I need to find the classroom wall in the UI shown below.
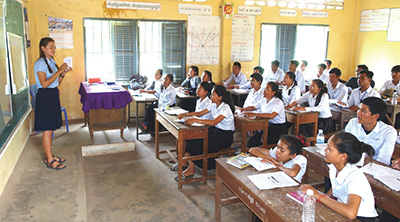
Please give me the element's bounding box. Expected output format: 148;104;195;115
26;0;358;120
354;0;400;90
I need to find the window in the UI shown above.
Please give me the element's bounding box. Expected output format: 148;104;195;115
260;24;329;78
84;19;186;85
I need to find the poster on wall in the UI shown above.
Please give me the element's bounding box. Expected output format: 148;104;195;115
360;9;390;32
387;8;400;41
223;3;234;19
48;17;73;49
231;15;255;62
187;15;220;65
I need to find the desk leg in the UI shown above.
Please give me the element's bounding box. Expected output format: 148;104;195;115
241;125;247;153
178;131;183;189
215;172;222;222
294;117;300;136
262;122;268;148
155;113;160;159
136;101;139;140
202;130;209;185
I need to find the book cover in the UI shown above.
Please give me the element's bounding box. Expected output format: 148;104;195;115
286;190;306;205
227;153;249;169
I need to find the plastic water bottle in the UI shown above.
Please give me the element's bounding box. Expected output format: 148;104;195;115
159;97;165;112
316;129;324;144
302;189;315;222
392;90;398;105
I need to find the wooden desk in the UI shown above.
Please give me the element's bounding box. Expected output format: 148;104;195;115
303;147;400;218
215;158;350;222
176;90;198;112
234;115;270;153
227;89;249;108
285;110;319;144
130;90;158;140
386;103;400;127
155;108;210;188
330;105;357;130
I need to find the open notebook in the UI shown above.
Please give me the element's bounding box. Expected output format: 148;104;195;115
248;171;298;190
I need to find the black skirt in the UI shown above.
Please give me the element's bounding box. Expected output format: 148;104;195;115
34;87;62;131
299;117;335;138
247;122;288;147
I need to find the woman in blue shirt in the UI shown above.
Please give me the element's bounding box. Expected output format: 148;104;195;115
34;37;72;170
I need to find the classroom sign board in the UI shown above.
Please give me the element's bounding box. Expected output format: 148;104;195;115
360;8;390;32
187;15;220;65
231;15;255;62
387;8;400;42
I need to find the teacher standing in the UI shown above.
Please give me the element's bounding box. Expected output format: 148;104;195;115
34;37;72;170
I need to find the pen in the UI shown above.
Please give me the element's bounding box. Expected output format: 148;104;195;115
179;113;187;119
271;176;279;183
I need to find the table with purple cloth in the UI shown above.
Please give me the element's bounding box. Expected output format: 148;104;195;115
78;82;132;139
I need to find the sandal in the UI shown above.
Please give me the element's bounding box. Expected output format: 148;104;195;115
46;159;66;170
174;172;194;181
169;163;188;171
44;155;65;165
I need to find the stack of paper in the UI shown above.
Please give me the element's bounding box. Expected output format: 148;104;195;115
362;163;400;191
164;108;189;116
244;157;276;171
247;171;298;190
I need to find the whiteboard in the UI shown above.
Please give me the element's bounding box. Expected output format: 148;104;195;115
387;8;400;41
187;15;220;65
360;9;390;32
231;15;255;61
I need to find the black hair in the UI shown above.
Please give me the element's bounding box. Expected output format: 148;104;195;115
189;66;199;75
324;59;332;65
279;135;304;155
271;60;280;67
357;64;369;71
200;81;212;97
391;65;400;73
253;66;264;74
301;60;308;66
203;70;212;81
318;63;326;70
267;82;283;101
157;69;163;76
312;79;328;106
213;85;235;114
290;60;299;67
329;68;341;77
360;70;374;80
39;37;59;73
285;72;297;95
233;62;241;70
331;132;375;164
250;73;263;84
165;73;173;82
360;97;387;121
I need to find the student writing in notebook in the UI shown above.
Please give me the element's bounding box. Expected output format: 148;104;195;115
301;132;378;221
249;135;307;183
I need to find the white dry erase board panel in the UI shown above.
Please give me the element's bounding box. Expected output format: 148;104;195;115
360;8;390;32
231;15;255;62
7;32;27;93
187;15;220;65
387;8;400;42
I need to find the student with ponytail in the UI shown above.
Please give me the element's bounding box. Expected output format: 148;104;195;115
286;79;334;137
301;132;378;221
34;37;72;170
173;85;235;181
282;71;301;105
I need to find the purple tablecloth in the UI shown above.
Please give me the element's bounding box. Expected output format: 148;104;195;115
78;82;132;113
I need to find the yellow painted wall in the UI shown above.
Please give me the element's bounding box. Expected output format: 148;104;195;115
354;0;400;89
26;0;358;120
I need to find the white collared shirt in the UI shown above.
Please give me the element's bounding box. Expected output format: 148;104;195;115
328;163;378;218
261;68;285;88
270;147;307;183
254;97;286;124
153;78;164;98
328;81;348;103
295;70;306;93
380;80;400;95
223;72;247;87
347;86;381;107
295;92;332;118
207;102;235;131
345;119;396;165
196;97;212;120
243;88;264;108
282;84;301;105
159;84;176;106
318;73;329;85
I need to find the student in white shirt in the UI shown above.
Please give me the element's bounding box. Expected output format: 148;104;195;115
345;64;376;91
282;71;301;105
323;59;332;75
344;97;396;166
380;65;400;97
301;132;378;221
328;68;348;103
240;73;264;109
339;70;380;111
141;74;176;132
237;66;264;89
174;85;235;180
201;70;215;89
181;65;201;95
317;63;329;85
223;62;247;89
300;60;310;82
139;69;163;98
262;60;284;88
242;82;288;146
289;60;306;93
249;135;307;183
286;79;334;137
